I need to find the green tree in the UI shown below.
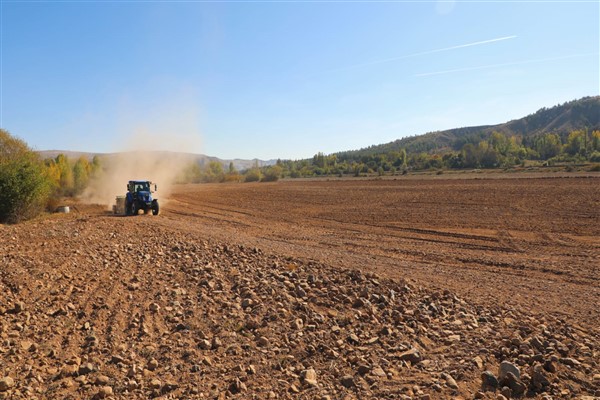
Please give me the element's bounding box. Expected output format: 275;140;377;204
462;143;478;168
244;167;262;182
564;130;586;156
55;154;74;195
73;156;91;195
313;152;327;168
91;155;102;178
591;130;600;152
478;141;499;168
262;165;282;182
535;133;562;159
0;129;51;223
228;162;237;174
201;161;225;183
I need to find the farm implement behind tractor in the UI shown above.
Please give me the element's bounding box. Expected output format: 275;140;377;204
113;180;159;216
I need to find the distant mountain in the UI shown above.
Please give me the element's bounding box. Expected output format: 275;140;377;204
336;96;600;158
37;150;276;171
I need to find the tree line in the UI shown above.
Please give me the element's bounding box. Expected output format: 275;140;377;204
262;130;600;179
178;160;283;184
1;129;102;223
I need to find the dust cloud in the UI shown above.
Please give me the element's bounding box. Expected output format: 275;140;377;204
81;129;200;210
79;86;204;209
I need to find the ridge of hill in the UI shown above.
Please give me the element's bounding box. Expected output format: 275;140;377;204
37;150;276;171
336;96;600;158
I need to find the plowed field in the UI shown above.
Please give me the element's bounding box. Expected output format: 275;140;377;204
1;175;599;399
167;176;600;327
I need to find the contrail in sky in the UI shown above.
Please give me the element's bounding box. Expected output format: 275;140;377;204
329;35;517;72
415;52;598;77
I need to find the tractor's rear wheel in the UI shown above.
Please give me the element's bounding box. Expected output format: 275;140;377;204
131;202;138;216
125;201;131;216
152;200;160;216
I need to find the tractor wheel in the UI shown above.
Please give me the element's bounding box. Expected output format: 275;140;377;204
152;200;160;216
125;201;131;216
131;202;138;216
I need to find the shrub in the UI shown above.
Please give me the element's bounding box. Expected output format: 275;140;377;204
244;168;262;182
224;173;242;182
0;129;52;223
589;151;600;162
262;165;282;182
588;164;600;172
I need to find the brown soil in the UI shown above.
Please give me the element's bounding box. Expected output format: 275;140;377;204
1;174;598;399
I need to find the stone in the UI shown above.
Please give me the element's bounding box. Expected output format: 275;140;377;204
399;348;422;364
498;360;520;381
353;298;366;308
60;364;78;378
20;340;34;351
0;377;14;392
162;381;179;393
95;375;110;385
348;334;360;344
340;375;354;388
371;366;386;377
292;319;304;330
147;358;159;371
357;365;370;375
229;378;246;394
505;372;526;397
13;302;25;314
473;356;484;369
150;379;162;389
445;374;459;390
302;368;318;387
110;355;125;364
78;363;95;375
127;380;139;390
543;360;557;373
257;336;269;347
481;371;498;391
199;339;212;350
531;366;550;392
560;357;581;367
447;334;461;342
96;386;113;398
530;336;544;351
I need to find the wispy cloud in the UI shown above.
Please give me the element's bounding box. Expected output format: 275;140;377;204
415;52;598;77
328;35;517;72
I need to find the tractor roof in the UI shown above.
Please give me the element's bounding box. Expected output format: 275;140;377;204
129;180;151;184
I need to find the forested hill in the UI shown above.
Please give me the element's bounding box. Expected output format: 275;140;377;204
337;96;600;158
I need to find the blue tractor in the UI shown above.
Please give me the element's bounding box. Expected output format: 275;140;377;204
125;180;160;216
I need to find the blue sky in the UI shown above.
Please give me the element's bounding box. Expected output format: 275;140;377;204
1;0;598;160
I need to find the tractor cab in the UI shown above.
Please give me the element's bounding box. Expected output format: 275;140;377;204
128;181;156;194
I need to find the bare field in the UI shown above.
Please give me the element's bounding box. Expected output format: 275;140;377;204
166;176;600;327
1;174;599;399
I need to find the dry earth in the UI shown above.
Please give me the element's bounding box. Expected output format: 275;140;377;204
1;174;599;399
